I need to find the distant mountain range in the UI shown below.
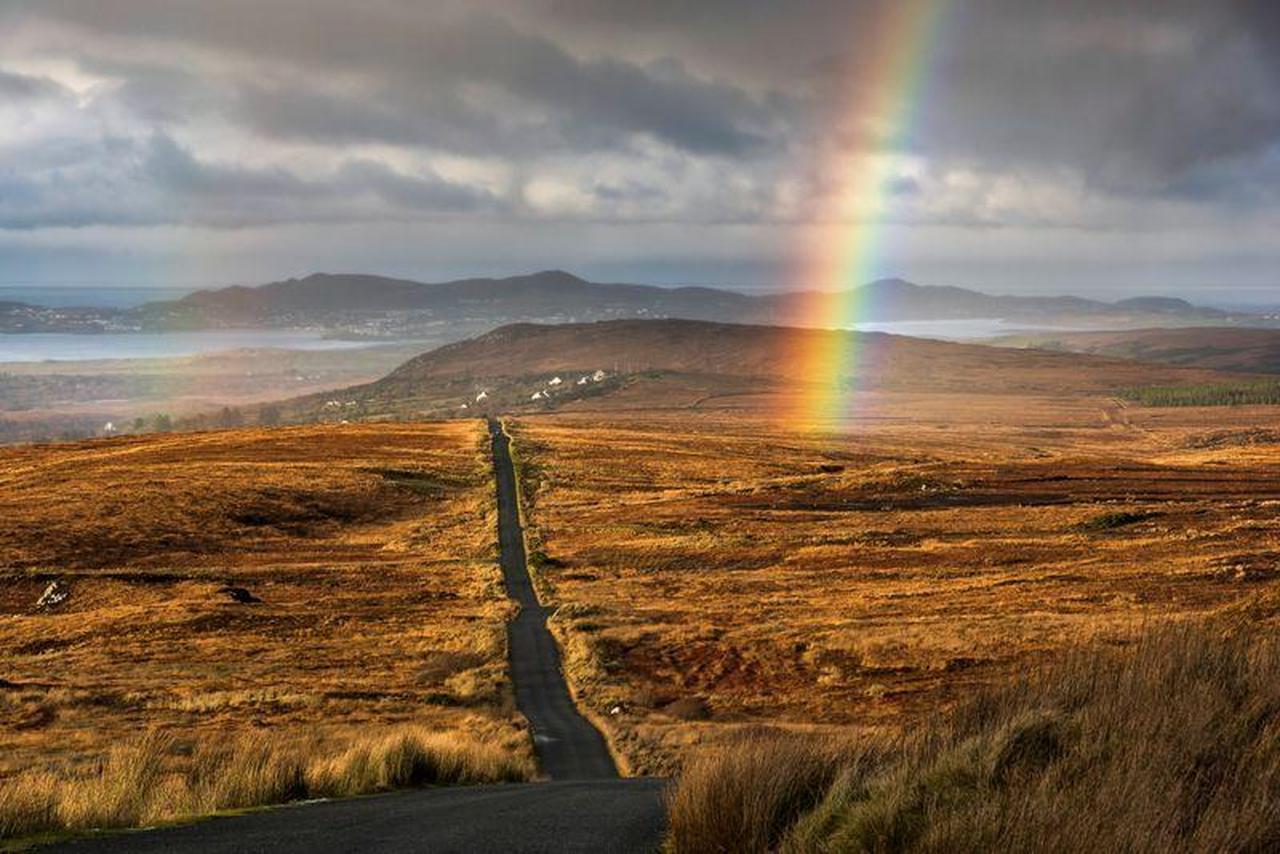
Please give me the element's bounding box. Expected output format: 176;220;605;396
0;269;1251;336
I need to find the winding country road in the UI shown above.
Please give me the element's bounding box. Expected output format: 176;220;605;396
48;419;665;853
489;418;621;780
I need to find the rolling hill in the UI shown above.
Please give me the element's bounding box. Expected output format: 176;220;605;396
283;318;1241;421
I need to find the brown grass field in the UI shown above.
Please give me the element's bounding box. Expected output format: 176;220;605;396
509;387;1280;775
0;422;533;837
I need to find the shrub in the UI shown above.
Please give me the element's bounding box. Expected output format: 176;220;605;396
1075;510;1156;531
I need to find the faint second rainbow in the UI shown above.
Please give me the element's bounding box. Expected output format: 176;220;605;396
786;0;951;429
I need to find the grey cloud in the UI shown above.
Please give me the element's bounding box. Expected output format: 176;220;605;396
144;133;321;201
537;0;1280;200
0;132;502;229
19;0;1277;207
335;159;496;212
142;134;504;224
18;2;780;158
0;69;67;101
232;84;516;154
592;180;665;203
0;0;1278;289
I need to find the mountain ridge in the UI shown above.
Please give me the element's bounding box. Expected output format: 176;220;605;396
0;270;1244;335
155;270;1233;326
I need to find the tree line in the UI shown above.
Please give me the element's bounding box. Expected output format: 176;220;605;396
1118;378;1280;407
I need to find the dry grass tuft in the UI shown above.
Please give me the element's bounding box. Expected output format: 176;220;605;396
666;732;866;854
307;727;530;797
0;726;533;841
667;623;1280;853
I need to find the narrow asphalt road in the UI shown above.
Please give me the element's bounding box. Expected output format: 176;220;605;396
488;417;620;780
51;780;666;854
44;419;665;853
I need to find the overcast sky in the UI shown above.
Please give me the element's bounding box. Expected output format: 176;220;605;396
1;0;1277;300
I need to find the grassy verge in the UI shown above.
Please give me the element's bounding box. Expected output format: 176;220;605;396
666;622;1280;853
0;726;532;843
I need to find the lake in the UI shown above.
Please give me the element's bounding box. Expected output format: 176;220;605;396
848;318;1089;340
0;330;403;363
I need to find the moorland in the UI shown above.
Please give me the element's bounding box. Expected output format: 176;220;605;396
0;422;531;837
4;317;1280;847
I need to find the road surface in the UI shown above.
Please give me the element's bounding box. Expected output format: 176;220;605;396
52;780;666;853
488;417;620;780
45;419;664;852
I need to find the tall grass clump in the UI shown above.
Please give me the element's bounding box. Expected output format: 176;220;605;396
0;726;532;842
668;623;1280;853
307;727;529;797
666;733;868;854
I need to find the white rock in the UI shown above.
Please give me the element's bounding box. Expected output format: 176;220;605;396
36;581;69;610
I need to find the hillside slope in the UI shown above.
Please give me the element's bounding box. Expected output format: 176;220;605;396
996;327;1280;374
379;318;1228;389
285;318;1242;420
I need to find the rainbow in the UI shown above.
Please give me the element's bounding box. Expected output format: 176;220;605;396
786;0;951;429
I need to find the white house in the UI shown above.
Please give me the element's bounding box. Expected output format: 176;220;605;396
592;370;607;382
548;376;563;386
475;390;489;402
531;391;544;401
577;376;588;385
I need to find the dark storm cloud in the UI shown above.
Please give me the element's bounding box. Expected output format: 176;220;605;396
0;132;501;230
535;0;1280;199
13;1;778;158
143;134;321;201
923;1;1280;196
232;84;518;155
9;0;1278;204
2;0;1279;293
335;159;495;213
0;69;67;101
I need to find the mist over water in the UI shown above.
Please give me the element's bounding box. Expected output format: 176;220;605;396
0;287;195;309
0;330;404;363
